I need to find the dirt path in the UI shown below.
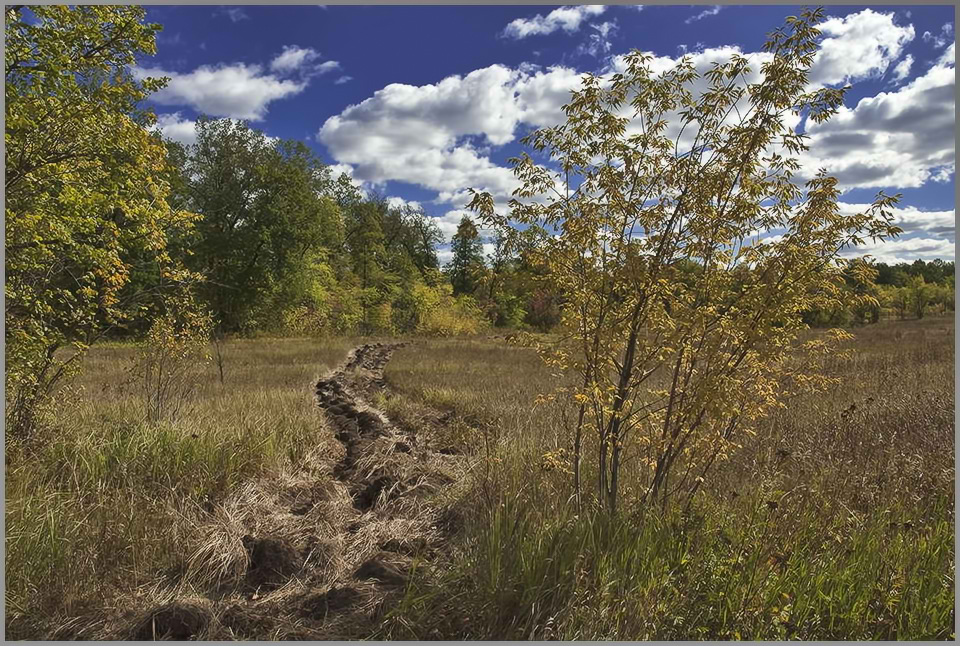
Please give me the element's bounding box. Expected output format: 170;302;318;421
109;342;461;640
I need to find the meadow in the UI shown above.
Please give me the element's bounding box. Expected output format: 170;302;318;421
4;316;955;640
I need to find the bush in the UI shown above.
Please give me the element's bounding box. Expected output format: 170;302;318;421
129;290;213;424
409;284;489;336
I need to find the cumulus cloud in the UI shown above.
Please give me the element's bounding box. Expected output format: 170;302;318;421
327;162;369;197
152;112;198;146
135;63;305;121
685;6;722;25
385;196;422;210
270;45;321;73
318;8;954;225
808;9;914;88
798;49;955;190
839;236;955;263
334;75;353;85
838;202;955;239
150;112;280;148
429;209;494;243
923;22;953;49
936;41;955;66
503;5;606;39
318;65;535;203
890;54;913;83
436;248;454;265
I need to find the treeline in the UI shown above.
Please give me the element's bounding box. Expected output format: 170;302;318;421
4;6;954;440
137;117;560;338
802;258;955;326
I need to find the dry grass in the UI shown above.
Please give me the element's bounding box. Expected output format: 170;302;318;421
378;316;955;640
5;318;954;640
6;336;467;640
5;337;355;638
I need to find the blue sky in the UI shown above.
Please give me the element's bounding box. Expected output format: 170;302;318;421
140;4;955;264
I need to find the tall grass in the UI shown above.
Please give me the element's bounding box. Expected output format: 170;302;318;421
5;337;356;637
379;316;955;640
5;319;953;639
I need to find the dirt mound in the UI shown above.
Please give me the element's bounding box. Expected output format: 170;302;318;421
243;535;301;588
300;586;362;619
131;601;211;640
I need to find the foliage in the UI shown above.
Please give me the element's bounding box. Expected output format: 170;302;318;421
448;216;486;295
173;118;342;333
409;283;490;336
380;319;954;640
5;5;196;439
129;288;213;424
468;8;902;514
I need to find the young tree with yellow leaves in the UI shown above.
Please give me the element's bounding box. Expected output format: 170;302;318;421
468;8;901;514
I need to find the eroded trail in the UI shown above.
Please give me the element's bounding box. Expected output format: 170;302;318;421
105;342;462;641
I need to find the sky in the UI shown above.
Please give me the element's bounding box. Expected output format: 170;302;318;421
140;4;956;265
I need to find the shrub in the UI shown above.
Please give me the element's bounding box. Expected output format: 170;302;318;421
129;289;213;424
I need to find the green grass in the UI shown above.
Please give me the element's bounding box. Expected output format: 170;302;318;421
378;316;955;640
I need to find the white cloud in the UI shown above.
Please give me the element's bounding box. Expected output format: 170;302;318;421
437;248;454;265
334;75;353;85
151;113;280;148
937;41;955;66
430;210;497;246
578;20;618;58
890;54;913;83
270;46;341;80
214;7;248;23
503;5;606;39
385;196;422;210
809;9;915;88
840;236;955;263
318;8;954;221
152;112;198;146
327;162;369;198
315;60;341;75
799;50;955;190
685;6;722;25
318;64;535;203
836;202;955;239
270;45;321;73
135;63;305;121
923;22;953;49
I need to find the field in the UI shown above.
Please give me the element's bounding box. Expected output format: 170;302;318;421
5;316;955;640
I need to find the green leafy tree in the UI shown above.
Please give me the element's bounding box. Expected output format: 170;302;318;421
179;118;341;331
448;216;486;295
5;5;196;438
907;274;933;319
882;284;911;320
468;8;901;514
382;202;443;279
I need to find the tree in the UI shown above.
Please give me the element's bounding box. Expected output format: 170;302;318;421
448;216;486;295
5;6;196;438
381;203;444;279
178;118;342;331
883;285;911;320
468;8;901;514
907;275;933;319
